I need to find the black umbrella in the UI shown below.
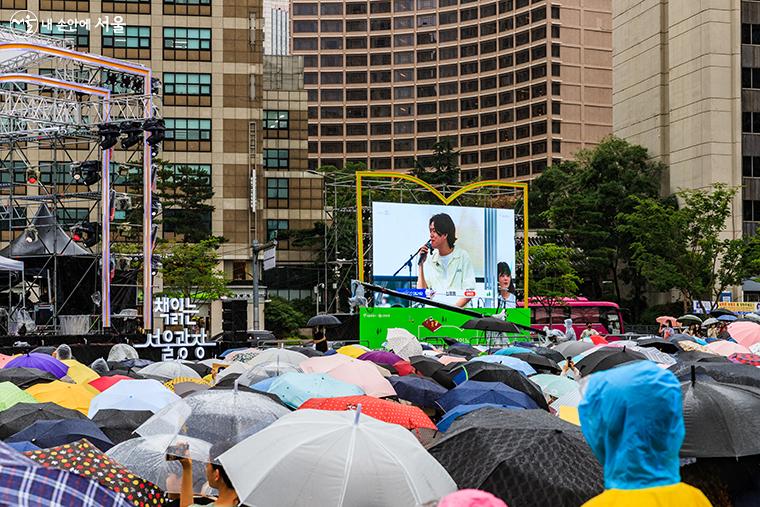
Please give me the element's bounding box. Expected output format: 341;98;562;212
511;353;561;374
710;308;737;318
182;362;211;377
681;367;760;458
0;367;58;389
446;344;481;359
669;334;697;344
451;362;548;410
637;337;679;354
100;369;143;378
575;347;646;376
305;314;341;328
675;362;760;389
462;317;521;334
287;346;324;357
6;418;114;451
0;402;88;439
409;355;445;377
445;407;585;439
428;409;604;507
528;346;565;364
674;351;729;365
92;409;153;445
107;359;153;370
30;346;56;355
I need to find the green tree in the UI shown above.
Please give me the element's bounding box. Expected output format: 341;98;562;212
619;183;758;312
529;243;582;327
159;237;231;302
156;160;215;243
265;296;306;338
412;138;461;186
531;136;665;318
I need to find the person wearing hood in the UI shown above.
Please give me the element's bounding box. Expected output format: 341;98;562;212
579;361;710;506
564;318;577;341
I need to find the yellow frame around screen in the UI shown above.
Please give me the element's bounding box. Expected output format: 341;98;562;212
355;171;529;307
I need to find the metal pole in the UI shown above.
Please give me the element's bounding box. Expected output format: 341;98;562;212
252;239;260;330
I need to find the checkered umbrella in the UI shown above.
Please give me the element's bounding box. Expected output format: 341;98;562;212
728;353;760;367
24;439;165;507
0;440;132;507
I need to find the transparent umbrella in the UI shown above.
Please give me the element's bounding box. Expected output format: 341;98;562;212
386;328;423;360
138;361;202;381
245;348;307;368
236;362;302;387
135;389;289;462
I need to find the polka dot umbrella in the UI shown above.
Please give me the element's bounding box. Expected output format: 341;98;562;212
299;395;437;431
25;438;165;507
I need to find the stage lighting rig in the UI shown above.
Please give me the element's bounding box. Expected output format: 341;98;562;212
151;194;162;217
70;221;99;247
24;225;38;243
70;161;100;186
151;254;162;276
143;119;165;147
113;192;132;211
98;124;120;150
151;78;161;95
120;122;143;149
25;168;39;184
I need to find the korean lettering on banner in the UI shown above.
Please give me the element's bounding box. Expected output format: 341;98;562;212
135;297;216;361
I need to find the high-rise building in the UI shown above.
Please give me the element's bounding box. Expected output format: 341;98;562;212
290;0;612;181
613;1;757;239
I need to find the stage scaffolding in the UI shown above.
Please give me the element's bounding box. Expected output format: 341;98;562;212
321;170;527;313
0;27;160;334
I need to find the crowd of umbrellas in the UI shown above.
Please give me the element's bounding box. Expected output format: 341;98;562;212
0;312;758;506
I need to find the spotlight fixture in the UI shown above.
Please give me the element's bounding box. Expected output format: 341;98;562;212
150;77;162;95
151;254;162;276
151;194;161;217
70;161;100;186
24;225;38;243
120;122;143;149
98;123;120;150
70;221;99;247
143;119;165;147
25;168;39;185
113;192;132;211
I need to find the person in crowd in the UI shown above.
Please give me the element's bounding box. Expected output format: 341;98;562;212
564;318;577;341
176;442;240;507
580;322;595;340
417;213;476;308
561;357;581;378
717;322;731;340
52;343;72;360
90;358;109;375
578;361;711;506
496;262;517;310
662;320;676;340
312;325;328;353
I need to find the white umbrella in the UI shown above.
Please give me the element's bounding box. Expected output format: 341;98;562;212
245;348;308;369
107;343;139;362
214;361;250;383
386;328;423;360
218;409;457;507
138;360;202;381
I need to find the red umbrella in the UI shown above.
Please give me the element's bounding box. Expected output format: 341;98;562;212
88;375;134;393
590;335;609;345
728;353;760;367
392;360;416;376
299;395;437;430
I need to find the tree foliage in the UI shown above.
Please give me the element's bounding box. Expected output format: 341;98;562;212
411;139;461;186
619;183;759;311
528;243;582;326
265;296;306;338
159;237;231;302
155;160;215;243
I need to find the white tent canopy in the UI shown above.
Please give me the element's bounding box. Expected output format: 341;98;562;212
0;256;22;271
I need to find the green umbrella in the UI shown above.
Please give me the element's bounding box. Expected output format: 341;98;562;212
678;314;703;325
528;374;579;399
0;382;38;411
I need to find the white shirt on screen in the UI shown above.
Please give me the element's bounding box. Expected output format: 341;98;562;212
422;246;476;307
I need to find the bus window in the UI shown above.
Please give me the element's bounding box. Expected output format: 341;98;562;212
532;305;570;325
570;306;601;324
600;308;622;334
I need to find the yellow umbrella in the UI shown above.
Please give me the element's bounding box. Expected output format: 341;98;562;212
26;380;95;415
337;345;368;359
61;359;100;384
164;376;210;392
558;405;580;426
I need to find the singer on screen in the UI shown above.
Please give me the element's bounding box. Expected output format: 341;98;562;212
416;213;476;308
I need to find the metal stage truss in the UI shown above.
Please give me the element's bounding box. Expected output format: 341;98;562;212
321;170;526;313
0;26;160;334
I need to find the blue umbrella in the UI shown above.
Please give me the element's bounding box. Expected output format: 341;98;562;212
437;403;523;432
267;372;363;408
717;314;738;322
436;380;539;412
0;441;132;506
388;375;448;408
5;441;40;452
470;355;537;377
494;346;536;356
5;353;68;379
6;418;114;451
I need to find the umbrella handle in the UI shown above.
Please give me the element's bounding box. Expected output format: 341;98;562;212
690;365;696;386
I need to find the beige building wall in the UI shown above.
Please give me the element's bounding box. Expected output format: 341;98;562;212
613;0;744;239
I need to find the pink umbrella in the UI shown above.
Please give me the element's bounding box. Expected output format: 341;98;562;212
300;354;355;373
706;340;752;357
728;321;760;348
324;360;396;398
0;354;14;368
438;355;467;365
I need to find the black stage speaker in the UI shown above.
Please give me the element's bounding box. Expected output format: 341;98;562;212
222;299;247;332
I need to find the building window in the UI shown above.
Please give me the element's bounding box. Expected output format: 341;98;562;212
163;73;211;95
267;219;289;240
163;27;211;50
165;0;211;4
162;164;212;188
742;24;760;45
165;118;212;141
102;26;150;48
267;178;288;201
56;208;90;227
39;161;77;185
744;200;760;221
743;156;760;178
40;25;90;49
264;149;289;169
264;111;289;130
